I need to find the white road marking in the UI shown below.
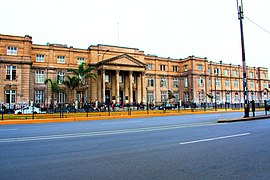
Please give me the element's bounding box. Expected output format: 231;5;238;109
102;121;143;125
0;122;219;143
179;133;251;145
195;115;221;118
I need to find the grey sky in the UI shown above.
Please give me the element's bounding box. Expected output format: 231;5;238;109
1;0;269;71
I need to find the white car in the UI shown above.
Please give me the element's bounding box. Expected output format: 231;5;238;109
14;107;41;114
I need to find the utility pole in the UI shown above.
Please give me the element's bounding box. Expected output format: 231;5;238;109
237;0;249;117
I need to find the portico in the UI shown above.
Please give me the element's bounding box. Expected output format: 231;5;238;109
96;54;146;105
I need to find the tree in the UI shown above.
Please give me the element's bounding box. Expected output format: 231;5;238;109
44;78;60;110
63;75;79;103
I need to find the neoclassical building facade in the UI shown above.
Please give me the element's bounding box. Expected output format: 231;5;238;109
0;34;269;108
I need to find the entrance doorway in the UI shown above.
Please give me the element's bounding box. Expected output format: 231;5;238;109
105;90;110;104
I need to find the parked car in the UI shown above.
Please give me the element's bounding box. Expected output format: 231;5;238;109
14;107;41;114
265;99;270;111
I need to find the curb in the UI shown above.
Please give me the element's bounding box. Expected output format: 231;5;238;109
217;115;270;123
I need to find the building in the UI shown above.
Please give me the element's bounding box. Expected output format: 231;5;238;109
0;34;269;109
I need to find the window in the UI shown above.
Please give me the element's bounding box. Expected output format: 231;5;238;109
36;70;44;84
251;92;255;100
225;80;229;87
7;46;17;55
262;73;266;79
5;90;16;103
250;82;254;88
160;65;166;71
173;77;178;87
198;77;203;87
184;77;188;87
57;56;65;63
235;93;239;102
216;79;220;87
35;90;44;104
148;78;154;87
147;64;153;70
199;91;204;101
161;91;167;102
249;72;253;78
174;93;179;103
160;78;166;87
57;91;66;103
226;92;230;102
105;75;110;83
208;68;211;74
214;68;220;75
57;71;65;84
119;75;123;83
184;65;188;72
6;66;16;80
224;69;229;76
77;57;85;65
216;93;220;101
36;54;45;62
184;93;189;102
234;80;238;87
173;66;178;72
147;92;154;103
263;82;267;88
208;79;211;87
197;65;203;70
234;70;238;76
132;76;135;84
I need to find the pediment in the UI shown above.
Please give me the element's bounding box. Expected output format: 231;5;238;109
96;54;146;68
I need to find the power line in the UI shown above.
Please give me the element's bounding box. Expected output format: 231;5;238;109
244;15;270;35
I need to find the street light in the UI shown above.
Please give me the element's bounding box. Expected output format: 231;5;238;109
236;0;249;117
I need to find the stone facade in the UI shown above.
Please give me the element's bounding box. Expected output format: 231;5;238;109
0;34;269;108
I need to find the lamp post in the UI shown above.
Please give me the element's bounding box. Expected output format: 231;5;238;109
214;74;217;111
146;87;149;114
8;83;12;114
236;0;249;117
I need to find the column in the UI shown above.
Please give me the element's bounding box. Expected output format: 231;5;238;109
141;72;146;103
137;72;142;103
115;70;120;104
102;70;106;104
129;71;133;104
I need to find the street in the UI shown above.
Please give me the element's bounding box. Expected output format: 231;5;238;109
1;112;270;179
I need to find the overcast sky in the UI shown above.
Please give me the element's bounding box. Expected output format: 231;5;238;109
1;0;269;71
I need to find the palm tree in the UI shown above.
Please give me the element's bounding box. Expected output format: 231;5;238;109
67;62;97;87
63;75;79;104
44;78;60;110
66;63;97;106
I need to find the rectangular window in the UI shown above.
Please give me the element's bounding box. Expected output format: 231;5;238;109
224;69;229;76
184;65;188;72
208;68;211;74
262;73;266;79
173;77;178;87
174;94;179;103
226;92;230;102
35;90;44;104
105;74;110;83
57;71;65;84
216;79;220;87
234;80;238;87
147;92;154;103
173;66;178;72
57;91;66;103
6;66;16;80
161;91;167;102
198;77;203;87
214;68;220;75
225;80;229;87
250;82;254;88
234;70;238;76
77;57;85;65
147;64;153;70
132;76;135;84
5;90;16;103
119;75;123;83
263;82;267;88
184;93;189;102
197;65;203;70
199;91;204;101
216;93;220;101
235;93;239;102
7;46;17;55
249;72;253;78
160;65;166;71
57;56;65;63
184;77;188;87
160;78;166;87
148;78;154;87
36;70;44;84
36;54;45;62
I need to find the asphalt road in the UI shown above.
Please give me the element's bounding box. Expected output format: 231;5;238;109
1;112;270;180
